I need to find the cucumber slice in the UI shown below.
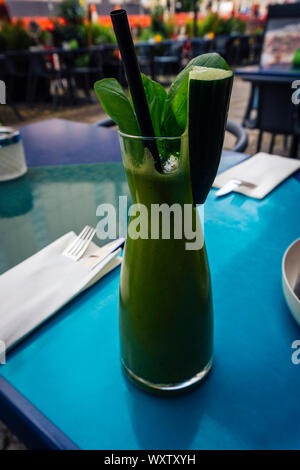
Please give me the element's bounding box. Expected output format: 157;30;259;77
188;65;233;204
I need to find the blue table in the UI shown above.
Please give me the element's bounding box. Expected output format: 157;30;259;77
20;118;121;166
19;118;246;169
0;121;300;450
235;65;300;80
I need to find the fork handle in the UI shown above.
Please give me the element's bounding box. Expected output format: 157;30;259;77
215;180;241;197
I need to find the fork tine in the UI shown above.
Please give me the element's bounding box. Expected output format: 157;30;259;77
63;226;90;256
72;226;94;258
73;228;96;261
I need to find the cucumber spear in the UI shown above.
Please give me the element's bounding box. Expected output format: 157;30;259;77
187;66;233;205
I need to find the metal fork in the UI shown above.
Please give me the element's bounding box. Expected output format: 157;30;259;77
63;226;96;261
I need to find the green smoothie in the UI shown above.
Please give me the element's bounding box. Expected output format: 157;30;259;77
119;134;213;392
94;53;233;394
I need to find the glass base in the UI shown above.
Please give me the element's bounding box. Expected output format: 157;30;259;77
122;357;213;395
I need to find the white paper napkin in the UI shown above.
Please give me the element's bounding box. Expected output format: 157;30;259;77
0;232;122;352
213;152;300;199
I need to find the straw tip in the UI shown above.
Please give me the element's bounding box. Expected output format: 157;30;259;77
110;9;126;17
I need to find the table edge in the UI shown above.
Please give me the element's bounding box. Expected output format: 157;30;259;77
1;151;298;450
0;376;79;450
235;68;300;80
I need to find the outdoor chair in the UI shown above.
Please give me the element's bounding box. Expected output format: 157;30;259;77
152;41;183;84
250;33;263;64
61;48;104;104
226;120;249;153
27;51;73;109
102;45;126;85
244;80;300;157
137;44;153;77
230;35;251;66
0;54;23;120
213;35;236;64
190;38;213;58
92;118;248;153
2;54;29;118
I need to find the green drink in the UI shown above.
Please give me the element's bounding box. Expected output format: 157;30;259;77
118;133;213;393
94;51;233;394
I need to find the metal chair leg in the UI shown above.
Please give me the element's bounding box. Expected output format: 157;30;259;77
26;72;33;104
28;74;38;107
83;73;94;103
289;136;299;158
256;130;263;153
70;76;79;105
52;81;59;111
243;83;255;127
269;134;275;154
11;103;23;121
66;76;75;105
6;76;23;120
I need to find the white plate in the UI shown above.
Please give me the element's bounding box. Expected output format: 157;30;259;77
282;238;300;325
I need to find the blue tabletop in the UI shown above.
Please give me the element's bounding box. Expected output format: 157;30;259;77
20;118;247;169
1;163;300;449
235;65;300;80
20;118;121;166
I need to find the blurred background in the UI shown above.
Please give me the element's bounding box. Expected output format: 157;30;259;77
2;0;299;158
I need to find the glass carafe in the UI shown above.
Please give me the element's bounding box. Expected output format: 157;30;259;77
119;132;213;394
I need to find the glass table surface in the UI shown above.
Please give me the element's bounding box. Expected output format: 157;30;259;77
0;163;129;274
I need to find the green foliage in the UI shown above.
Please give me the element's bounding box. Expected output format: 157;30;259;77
186;13;247;37
75;53;90;67
52;22;116;47
198;12;219;36
57;0;86;25
214;16;235;36
137;6;173;40
0;21;33;52
37;29;52;46
52;22;88;47
69;38;79;49
166;17;177;37
151;5;165;35
137;27;154;41
65;38;90;66
180;0;195;12
86;23;116;45
234;18;247;33
185;19;194;37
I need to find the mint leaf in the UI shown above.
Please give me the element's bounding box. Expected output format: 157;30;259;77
94;78;140;135
141;74;167;137
163;53;230;136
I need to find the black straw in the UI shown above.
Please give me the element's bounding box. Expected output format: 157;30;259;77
110;9;162;173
